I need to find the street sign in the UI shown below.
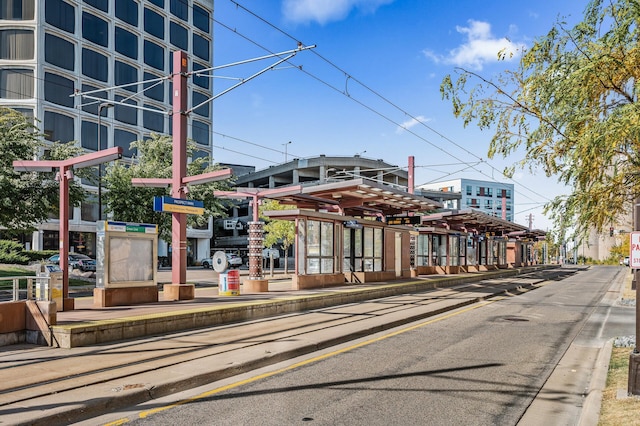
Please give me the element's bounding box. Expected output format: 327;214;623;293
153;196;204;215
630;232;640;268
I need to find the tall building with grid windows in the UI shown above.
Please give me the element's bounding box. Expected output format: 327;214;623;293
418;178;515;222
1;0;214;261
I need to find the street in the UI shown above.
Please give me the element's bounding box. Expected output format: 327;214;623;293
81;266;630;426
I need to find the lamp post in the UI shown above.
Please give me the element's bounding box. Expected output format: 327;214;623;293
282;141;291;162
97;102;113;220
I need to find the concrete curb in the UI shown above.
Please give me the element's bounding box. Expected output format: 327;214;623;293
579;338;613;426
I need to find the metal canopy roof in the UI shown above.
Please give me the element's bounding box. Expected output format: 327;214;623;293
420;209;532;235
266;178;442;217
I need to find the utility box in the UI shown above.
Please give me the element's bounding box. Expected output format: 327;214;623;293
94;221;159;306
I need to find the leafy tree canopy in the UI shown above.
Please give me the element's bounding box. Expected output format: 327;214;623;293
260;199;295;251
0;107;88;232
441;0;640;241
103;133;233;242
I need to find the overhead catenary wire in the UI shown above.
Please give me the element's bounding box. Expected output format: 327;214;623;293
219;0;554;209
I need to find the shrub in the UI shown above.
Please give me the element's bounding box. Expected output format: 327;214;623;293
0;240;29;264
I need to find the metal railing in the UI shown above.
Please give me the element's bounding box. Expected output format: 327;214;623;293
0;275;51;303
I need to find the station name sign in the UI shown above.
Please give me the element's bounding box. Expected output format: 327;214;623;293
104;221;157;234
153;196;204;215
386;216;421;226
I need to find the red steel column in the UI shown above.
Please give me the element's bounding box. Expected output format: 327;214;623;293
171;51;188;285
59;165;73;309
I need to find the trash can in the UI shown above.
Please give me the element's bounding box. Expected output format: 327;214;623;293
219;269;240;296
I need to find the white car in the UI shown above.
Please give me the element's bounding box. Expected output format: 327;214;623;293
201;253;243;269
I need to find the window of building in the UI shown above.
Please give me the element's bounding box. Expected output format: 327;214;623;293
192;62;209;89
169;0;187;20
115;0;137;25
80;120;103;151
84;0;107;12
115;27;138;59
115;61;138;92
143;104;164;132
148;0;163;7
143;72;164;102
486;187;493;197
44;72;74;107
80;84;107;115
193;34;210;61
485;199;493;210
169;22;188;50
81;195;99;223
191;150;208;162
45;0;74;33
193;5;209;32
82;12;108;47
0;29;33;60
114;95;138;125
192;120;209;145
144;40;164;71
12;107;33;119
114;129;137;157
45;34;74;70
44;111;74;142
466;185;472;196
82;48;108;81
192;91;209;117
1;0;34;20
0;68;33;99
144;8;164;40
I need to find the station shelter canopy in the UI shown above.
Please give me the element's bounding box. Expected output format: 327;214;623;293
419;209;545;240
267;178;443;217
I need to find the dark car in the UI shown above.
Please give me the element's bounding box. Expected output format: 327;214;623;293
47;253;96;272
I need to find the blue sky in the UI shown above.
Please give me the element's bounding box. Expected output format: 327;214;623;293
210;0;588;230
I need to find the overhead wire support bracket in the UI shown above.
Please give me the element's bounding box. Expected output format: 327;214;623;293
188;44;317;115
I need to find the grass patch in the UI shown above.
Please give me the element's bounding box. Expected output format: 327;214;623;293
0;264;91;288
599;269;640;425
599;348;640;425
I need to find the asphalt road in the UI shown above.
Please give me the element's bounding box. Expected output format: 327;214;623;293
102;266;628;426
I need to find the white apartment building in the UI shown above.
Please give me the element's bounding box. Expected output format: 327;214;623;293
1;0;214;262
418;178;515;222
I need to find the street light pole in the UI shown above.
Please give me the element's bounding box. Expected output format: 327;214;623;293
282;141;291;162
97;102;113;220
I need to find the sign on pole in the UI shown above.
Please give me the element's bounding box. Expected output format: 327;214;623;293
153;196;204;215
630;232;640;269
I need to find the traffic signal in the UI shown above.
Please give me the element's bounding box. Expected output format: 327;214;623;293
610;227;614;236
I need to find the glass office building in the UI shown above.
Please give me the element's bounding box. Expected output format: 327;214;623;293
0;0;214;261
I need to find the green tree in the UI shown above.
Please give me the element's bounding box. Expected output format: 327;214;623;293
0;107;88;232
440;0;640;241
260;199;295;273
103;133;232;242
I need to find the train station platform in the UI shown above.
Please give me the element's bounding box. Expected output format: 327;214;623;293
51;266;555;349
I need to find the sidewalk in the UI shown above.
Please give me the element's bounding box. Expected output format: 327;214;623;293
0;266;600;425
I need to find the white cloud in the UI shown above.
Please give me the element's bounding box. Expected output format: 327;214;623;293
396;115;430;134
283;0;394;25
426;20;525;70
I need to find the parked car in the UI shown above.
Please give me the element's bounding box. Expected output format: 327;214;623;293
201;253;243;269
47;253;96;272
623;256;630;266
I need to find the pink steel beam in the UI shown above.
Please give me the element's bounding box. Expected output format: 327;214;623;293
214;185;303;221
13;146;123;310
